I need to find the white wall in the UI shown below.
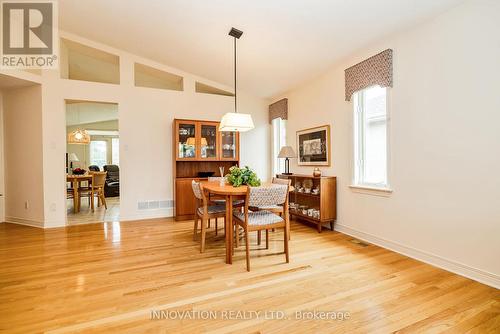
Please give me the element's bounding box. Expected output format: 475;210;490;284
3;85;45;227
0;92;4;222
276;0;500;287
40;31;270;226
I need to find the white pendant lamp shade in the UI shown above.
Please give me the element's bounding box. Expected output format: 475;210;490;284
219;112;254;132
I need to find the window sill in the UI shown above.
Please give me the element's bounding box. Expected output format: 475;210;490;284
349;184;393;197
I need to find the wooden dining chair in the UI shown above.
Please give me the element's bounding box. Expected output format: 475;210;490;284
250;177;292;244
191;180;226;253
233;184;290;271
206;176;244;234
79;172;107;211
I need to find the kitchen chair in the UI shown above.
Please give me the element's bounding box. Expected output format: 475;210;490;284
207;176;244;233
192;180;226;253
233;184;290;271
78;171;107;211
250;177;292;244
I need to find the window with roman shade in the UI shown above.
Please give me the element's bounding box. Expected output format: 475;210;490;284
269;98;288;123
345;49;393;101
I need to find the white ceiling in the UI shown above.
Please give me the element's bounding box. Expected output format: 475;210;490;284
60;0;464;98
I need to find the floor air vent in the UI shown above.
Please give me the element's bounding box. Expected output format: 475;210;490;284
350;239;370;247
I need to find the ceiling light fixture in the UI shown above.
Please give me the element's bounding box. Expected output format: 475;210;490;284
219;27;254;132
67;128;90;144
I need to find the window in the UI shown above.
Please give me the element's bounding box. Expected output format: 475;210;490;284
272;118;287;176
353;86;389;188
90;140;107;169
112;138;119;165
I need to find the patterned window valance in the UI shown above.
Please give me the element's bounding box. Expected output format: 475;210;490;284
269;98;288;123
345;49;393;101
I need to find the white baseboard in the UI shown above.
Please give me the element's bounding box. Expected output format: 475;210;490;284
5;216;44;228
335;224;500;289
120;208;173;222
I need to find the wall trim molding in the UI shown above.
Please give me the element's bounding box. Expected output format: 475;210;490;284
5;216;44;228
335;223;500;289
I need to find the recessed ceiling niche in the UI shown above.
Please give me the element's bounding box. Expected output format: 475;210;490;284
60;38;120;84
134;62;183;91
195;82;234;96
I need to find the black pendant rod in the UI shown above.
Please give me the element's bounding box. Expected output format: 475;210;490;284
228;27;243;114
234;36;237;113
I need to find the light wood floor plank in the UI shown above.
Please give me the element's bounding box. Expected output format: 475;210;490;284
0;219;498;333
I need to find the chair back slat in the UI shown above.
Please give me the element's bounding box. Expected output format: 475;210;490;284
90;171;107;188
248;184;288;207
272;177;292;186
191;180;203;200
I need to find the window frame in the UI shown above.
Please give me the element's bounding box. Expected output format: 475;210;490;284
271;117;287;177
351;86;392;195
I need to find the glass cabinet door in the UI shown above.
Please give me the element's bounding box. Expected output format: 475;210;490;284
200;123;218;159
177;122;197;159
220;131;238;160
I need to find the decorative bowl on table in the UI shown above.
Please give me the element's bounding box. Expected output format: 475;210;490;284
72;168;86;175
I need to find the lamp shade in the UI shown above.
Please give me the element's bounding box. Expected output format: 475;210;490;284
68;153;79;161
67;129;90;145
219;112;254;132
186;137;196;146
278;146;296;158
201;137;208;146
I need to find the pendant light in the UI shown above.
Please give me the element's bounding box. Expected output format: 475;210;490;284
67;108;90;144
219;27;254;132
67;128;90;144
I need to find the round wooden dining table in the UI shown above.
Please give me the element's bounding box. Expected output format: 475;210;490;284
200;181;247;264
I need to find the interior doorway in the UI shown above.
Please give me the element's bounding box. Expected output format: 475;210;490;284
65;100;120;225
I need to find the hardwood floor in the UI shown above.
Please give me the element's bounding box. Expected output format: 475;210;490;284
0;219;498;333
66;197;120;225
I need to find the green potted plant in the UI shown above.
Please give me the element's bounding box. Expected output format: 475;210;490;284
226;166;261;187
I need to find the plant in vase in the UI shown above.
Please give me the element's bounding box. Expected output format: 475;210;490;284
226;166;261;187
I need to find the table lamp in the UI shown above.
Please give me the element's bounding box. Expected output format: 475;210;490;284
278;146;296;175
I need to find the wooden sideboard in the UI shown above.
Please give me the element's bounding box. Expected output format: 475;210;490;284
277;174;336;232
173;119;240;220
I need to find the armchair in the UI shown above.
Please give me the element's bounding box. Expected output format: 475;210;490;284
103;165;120;197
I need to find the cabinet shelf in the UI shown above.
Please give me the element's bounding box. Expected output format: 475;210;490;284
278;174;337;233
292;191;321;198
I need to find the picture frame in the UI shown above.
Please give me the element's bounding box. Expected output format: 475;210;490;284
296;125;331;166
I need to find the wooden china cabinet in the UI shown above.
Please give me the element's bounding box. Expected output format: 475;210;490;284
173;119;240;220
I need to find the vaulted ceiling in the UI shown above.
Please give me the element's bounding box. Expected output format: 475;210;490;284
59;0;464;98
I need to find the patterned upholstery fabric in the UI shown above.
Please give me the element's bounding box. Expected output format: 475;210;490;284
269;98;288;124
233;211;284;226
248;184;288;207
212;199;245;206
197;205;226;215
345;49;393;101
191;180;203;200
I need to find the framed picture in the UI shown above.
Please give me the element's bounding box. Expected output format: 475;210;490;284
297;125;331;166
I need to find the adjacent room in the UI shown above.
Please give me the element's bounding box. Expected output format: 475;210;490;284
0;0;499;333
66;100;120;225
